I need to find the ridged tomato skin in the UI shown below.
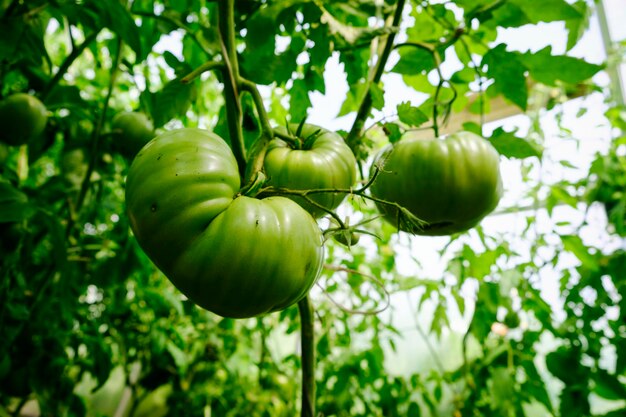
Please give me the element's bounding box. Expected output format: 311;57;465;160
125;128;324;318
171;196;324;318
370;131;503;236
264;124;357;217
0;93;48;146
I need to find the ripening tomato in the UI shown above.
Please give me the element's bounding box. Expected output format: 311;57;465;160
370;131;502;235
125;128;324;318
264;123;357;217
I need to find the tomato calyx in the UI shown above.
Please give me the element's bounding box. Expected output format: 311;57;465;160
239;171;266;198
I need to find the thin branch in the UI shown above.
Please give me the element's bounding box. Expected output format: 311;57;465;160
181;60;224;84
319;265;391;315
345;0;407;154
298;296;315;417
42;30;100;101
72;37;123;223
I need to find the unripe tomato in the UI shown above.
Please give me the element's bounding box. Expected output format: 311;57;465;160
0;93;48;146
264;123;357;217
370;131;502;235
126;128;324;318
112;111;155;158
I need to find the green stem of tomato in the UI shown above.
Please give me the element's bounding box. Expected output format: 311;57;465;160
218;0;246;179
72;37;122;229
298;295;315;417
345;0;406;156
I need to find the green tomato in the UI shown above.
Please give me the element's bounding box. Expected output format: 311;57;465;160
125;128;324;318
370;131;502;235
332;229;360;247
0;93;48;146
112;111;155;158
264;123;357;218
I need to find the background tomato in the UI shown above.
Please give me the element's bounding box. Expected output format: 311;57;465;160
0;93;48;146
126;128;324;318
264;123;357;217
112;111;155;158
370;131;502;235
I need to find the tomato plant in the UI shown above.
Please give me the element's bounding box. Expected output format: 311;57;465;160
263;123;357;217
0;93;48;146
370;131;503;235
125;128;324;318
111;111;155;158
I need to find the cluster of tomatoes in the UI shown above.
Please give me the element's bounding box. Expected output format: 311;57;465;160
0;93;502;319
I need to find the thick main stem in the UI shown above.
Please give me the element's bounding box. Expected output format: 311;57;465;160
345;0;406;153
298;296;315;417
218;0;246;178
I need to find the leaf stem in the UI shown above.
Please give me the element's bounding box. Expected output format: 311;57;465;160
345;0;406;155
298;296;315;417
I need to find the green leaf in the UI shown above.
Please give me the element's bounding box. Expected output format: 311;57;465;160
289;78;311;122
565;1;591;51
383;123;402;144
0;182;34;222
488;127;542;159
397;101;429;127
482;44;528;110
338;81;366;117
593;368;626;400
87;0;143;60
391;47;436;75
509;0;582;24
150;76;196;128
370;83;384;111
561;235;599;271
521;47;604;86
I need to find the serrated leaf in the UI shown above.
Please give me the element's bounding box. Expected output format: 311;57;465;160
391;47;436;75
521;46;604;86
383;122;402;143
397;101;429;127
482;44;528;110
151;77;196;127
509;0;582;23
489;127;542;159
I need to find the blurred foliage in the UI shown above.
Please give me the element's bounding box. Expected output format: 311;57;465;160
0;0;623;416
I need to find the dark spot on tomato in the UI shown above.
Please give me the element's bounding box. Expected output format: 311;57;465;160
151;203;157;212
156;153;163;161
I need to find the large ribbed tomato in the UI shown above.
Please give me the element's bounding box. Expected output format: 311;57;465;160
0;93;48;146
263;123;357;217
125;128;324;318
370;131;502;235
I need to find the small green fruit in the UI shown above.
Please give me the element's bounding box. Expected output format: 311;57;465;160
0;93;48;146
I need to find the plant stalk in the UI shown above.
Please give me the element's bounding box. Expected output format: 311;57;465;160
298;296;315;417
218;0;246;178
346;0;406;154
